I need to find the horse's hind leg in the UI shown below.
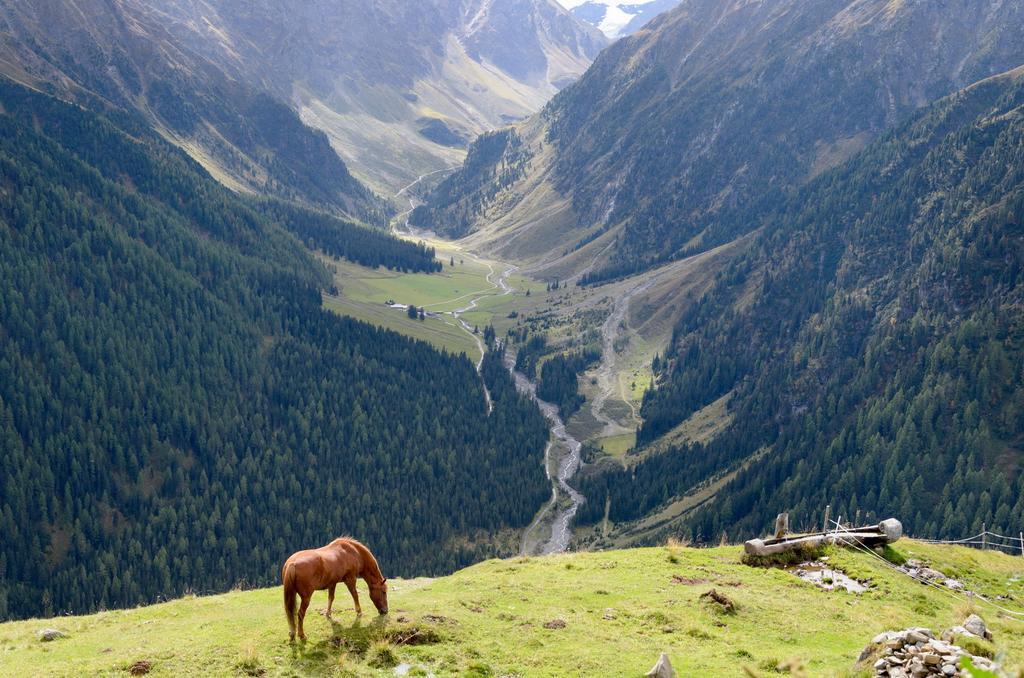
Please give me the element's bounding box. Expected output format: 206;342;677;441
344;575;362;615
297;593;312;641
286;606;296;642
324;584;336;618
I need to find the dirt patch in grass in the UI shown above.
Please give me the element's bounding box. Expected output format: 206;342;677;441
422;614;457;625
387;626;443;646
127;660;152;675
699;589;737;614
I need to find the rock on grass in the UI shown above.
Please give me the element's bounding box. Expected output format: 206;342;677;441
37;628;65;642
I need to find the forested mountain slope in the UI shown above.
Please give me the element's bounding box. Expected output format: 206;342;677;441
0;0;388;225
91;0;606;192
577;67;1024;544
0;79;550;621
414;0;1024;279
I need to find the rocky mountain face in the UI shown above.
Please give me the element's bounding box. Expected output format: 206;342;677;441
137;0;607;192
0;0;394;224
559;0;681;38
0;1;605;200
415;0;1024;278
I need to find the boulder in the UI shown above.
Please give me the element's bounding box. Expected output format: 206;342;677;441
37;628;65;642
646;653;677;678
917;568;945;581
905;630;929;644
963;614;991;640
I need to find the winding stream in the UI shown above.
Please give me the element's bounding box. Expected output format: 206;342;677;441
441;261;587;555
390;176;586;555
507;349;585;555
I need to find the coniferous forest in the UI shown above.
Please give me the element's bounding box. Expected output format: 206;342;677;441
537;348;602;419
0;79;550;621
577;71;1024;543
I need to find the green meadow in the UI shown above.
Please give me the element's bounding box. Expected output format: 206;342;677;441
3;541;1022;677
321;245;547;363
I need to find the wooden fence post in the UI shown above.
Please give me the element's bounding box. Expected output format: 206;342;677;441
982;523;987;550
1019;532;1023;557
822;505;831;533
774;513;789;539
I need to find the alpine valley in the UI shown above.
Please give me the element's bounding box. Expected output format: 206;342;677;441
1;1;1023;675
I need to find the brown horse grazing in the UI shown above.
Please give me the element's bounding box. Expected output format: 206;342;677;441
281;537;388;641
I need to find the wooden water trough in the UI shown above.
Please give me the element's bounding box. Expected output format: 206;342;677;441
744;517;902;557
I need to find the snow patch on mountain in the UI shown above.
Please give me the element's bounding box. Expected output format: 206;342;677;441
555;0;680;38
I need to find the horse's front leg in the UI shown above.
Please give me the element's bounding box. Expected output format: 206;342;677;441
344;575;362;615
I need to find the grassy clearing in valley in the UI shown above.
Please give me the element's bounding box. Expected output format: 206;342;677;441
637;392;736;462
320;245;547;363
328;256;493;312
596;432;635;459
3;542;1021;677
322;293;479;359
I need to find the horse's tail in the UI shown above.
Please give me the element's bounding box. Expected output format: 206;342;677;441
282;562;297;635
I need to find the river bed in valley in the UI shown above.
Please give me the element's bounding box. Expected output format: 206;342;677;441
393;182;586;556
447;262;587;556
506;349;586;555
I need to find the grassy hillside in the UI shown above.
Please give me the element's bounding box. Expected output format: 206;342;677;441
2;541;1022;676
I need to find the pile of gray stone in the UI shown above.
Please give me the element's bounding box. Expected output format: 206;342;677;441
863;616;997;677
897;559;967;592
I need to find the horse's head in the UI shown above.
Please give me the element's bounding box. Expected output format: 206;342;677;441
369;577;389;615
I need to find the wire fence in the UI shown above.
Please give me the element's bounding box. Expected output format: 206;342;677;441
827;519;1024;621
817;505;1024;557
913;530;1024;555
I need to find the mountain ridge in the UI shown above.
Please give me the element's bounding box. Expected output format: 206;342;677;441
0;0;606;204
561;0;681;38
140;0;607;193
414;0;1024;281
0;0;392;224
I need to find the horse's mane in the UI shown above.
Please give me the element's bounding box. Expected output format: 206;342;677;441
333;535;363;547
330;536;383;579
